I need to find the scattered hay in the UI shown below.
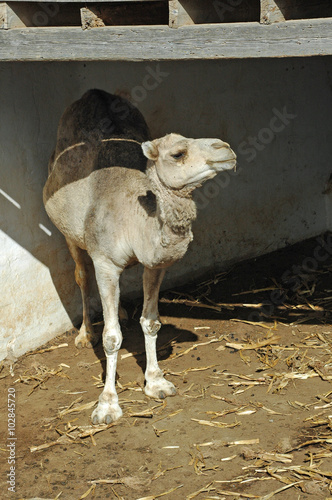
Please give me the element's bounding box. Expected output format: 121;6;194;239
79;483;96;499
166;364;218;377
153;408;183;423
30;422;116;452
241;447;293;464
197;439;260;448
25;343;69;356
14;365;70;396
169;337;223;360
151;464;183;481
19;253;332;498
136;484;184;500
186;481;214;499
57;397;97;418
128;402;165;419
225;335;281;350
89;475;150;490
191;418;240;429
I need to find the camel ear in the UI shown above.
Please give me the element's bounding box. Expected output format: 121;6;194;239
142;141;159;161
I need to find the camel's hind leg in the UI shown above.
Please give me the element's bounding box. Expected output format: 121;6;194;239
140;267;176;399
66;238;99;348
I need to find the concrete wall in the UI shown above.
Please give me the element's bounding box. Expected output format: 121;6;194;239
1;57;331;360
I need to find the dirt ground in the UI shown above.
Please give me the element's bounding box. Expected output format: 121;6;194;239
1;235;332;500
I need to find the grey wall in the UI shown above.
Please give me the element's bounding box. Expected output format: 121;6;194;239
1;57;331;360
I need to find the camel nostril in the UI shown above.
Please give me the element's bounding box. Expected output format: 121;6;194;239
212;141;230;149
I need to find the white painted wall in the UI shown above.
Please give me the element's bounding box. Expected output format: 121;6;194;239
1;57;331;360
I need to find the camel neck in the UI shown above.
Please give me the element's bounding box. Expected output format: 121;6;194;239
146;165;197;237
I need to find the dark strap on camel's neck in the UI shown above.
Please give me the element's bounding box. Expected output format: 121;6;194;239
54;138;142;168
101;138;142;146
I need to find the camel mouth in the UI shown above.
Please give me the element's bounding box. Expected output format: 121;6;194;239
207;155;237;173
206;147;237;172
210;158;237;172
184;165;229;190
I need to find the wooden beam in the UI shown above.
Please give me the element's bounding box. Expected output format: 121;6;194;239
169;0;193;28
261;0;332;24
0;2;26;29
81;7;105;29
260;0;285;24
0;19;331;61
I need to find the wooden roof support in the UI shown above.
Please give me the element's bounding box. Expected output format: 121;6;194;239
169;0;193;28
261;0;285;24
0;19;331;61
261;0;332;24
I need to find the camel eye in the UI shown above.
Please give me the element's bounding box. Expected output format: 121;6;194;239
171;151;185;160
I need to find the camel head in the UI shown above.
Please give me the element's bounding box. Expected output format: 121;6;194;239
142;133;236;192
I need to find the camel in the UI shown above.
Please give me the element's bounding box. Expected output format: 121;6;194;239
43;89;236;425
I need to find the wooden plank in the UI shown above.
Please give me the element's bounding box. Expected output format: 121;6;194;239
261;0;332;24
81;6;105;28
169;0;193;28
0;19;331;61
260;0;285;24
1;2;24;28
0;3;5;28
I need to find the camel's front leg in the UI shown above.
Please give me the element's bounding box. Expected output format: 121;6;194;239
140;267;176;399
91;256;123;424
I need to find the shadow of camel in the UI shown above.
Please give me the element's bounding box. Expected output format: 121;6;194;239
76;233;332;388
90;314;198;386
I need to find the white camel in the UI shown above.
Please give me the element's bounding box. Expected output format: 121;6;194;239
43;89;236;424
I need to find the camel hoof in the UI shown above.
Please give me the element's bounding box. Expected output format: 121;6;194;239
76;339;95;349
91;402;122;425
145;379;177;399
75;328;99;349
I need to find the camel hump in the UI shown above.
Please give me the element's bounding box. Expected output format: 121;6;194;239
45;89;151;199
54;89;150;158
